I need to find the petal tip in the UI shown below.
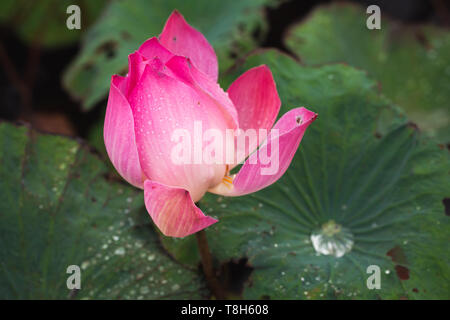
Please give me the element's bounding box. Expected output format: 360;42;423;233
165;9;188;29
171;9;182;18
144;181;218;238
256;64;271;72
297;107;318;125
160;9;218;81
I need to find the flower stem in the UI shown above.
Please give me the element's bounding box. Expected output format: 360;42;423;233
195;230;225;299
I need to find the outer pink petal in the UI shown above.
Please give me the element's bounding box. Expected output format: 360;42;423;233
227;65;281;166
144;180;217;237
208;107;317;196
104;75;145;188
159;10;218;81
165;55;238;129
228;65;280;132
128;64;230;202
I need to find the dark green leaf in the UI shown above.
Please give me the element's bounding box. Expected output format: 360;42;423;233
164;50;450;299
0;122;207;299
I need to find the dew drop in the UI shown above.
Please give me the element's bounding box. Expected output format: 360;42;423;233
310;220;354;258
140;286;150;294
114;247;126;256
171;284;180;291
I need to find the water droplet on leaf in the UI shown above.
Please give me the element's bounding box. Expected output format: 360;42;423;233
310;220;354;258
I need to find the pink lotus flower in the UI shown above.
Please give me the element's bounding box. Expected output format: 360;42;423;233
104;11;317;238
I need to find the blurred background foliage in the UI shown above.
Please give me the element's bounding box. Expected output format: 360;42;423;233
0;0;449;299
286;3;450;142
0;0;107;48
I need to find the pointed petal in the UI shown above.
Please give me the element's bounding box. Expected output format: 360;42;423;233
228;65;280;132
165;55;238;129
159;10;218;81
227;65;281;164
208;107;317;196
144;180;217;237
104;75;145;188
137;37;174;62
125;51;146;97
112;73;128;94
128;64;230;202
129;37;174;97
126;51;167;98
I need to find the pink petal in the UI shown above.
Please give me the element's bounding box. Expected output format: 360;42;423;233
126;38;174;97
159;10;218;81
137;37;174;62
104;75;145;188
165;55;238;129
208;107;317;196
228;65;280;132
128;64;231;202
125;51;146;98
227;65;281;164
126;51;167;98
144;180;217;237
